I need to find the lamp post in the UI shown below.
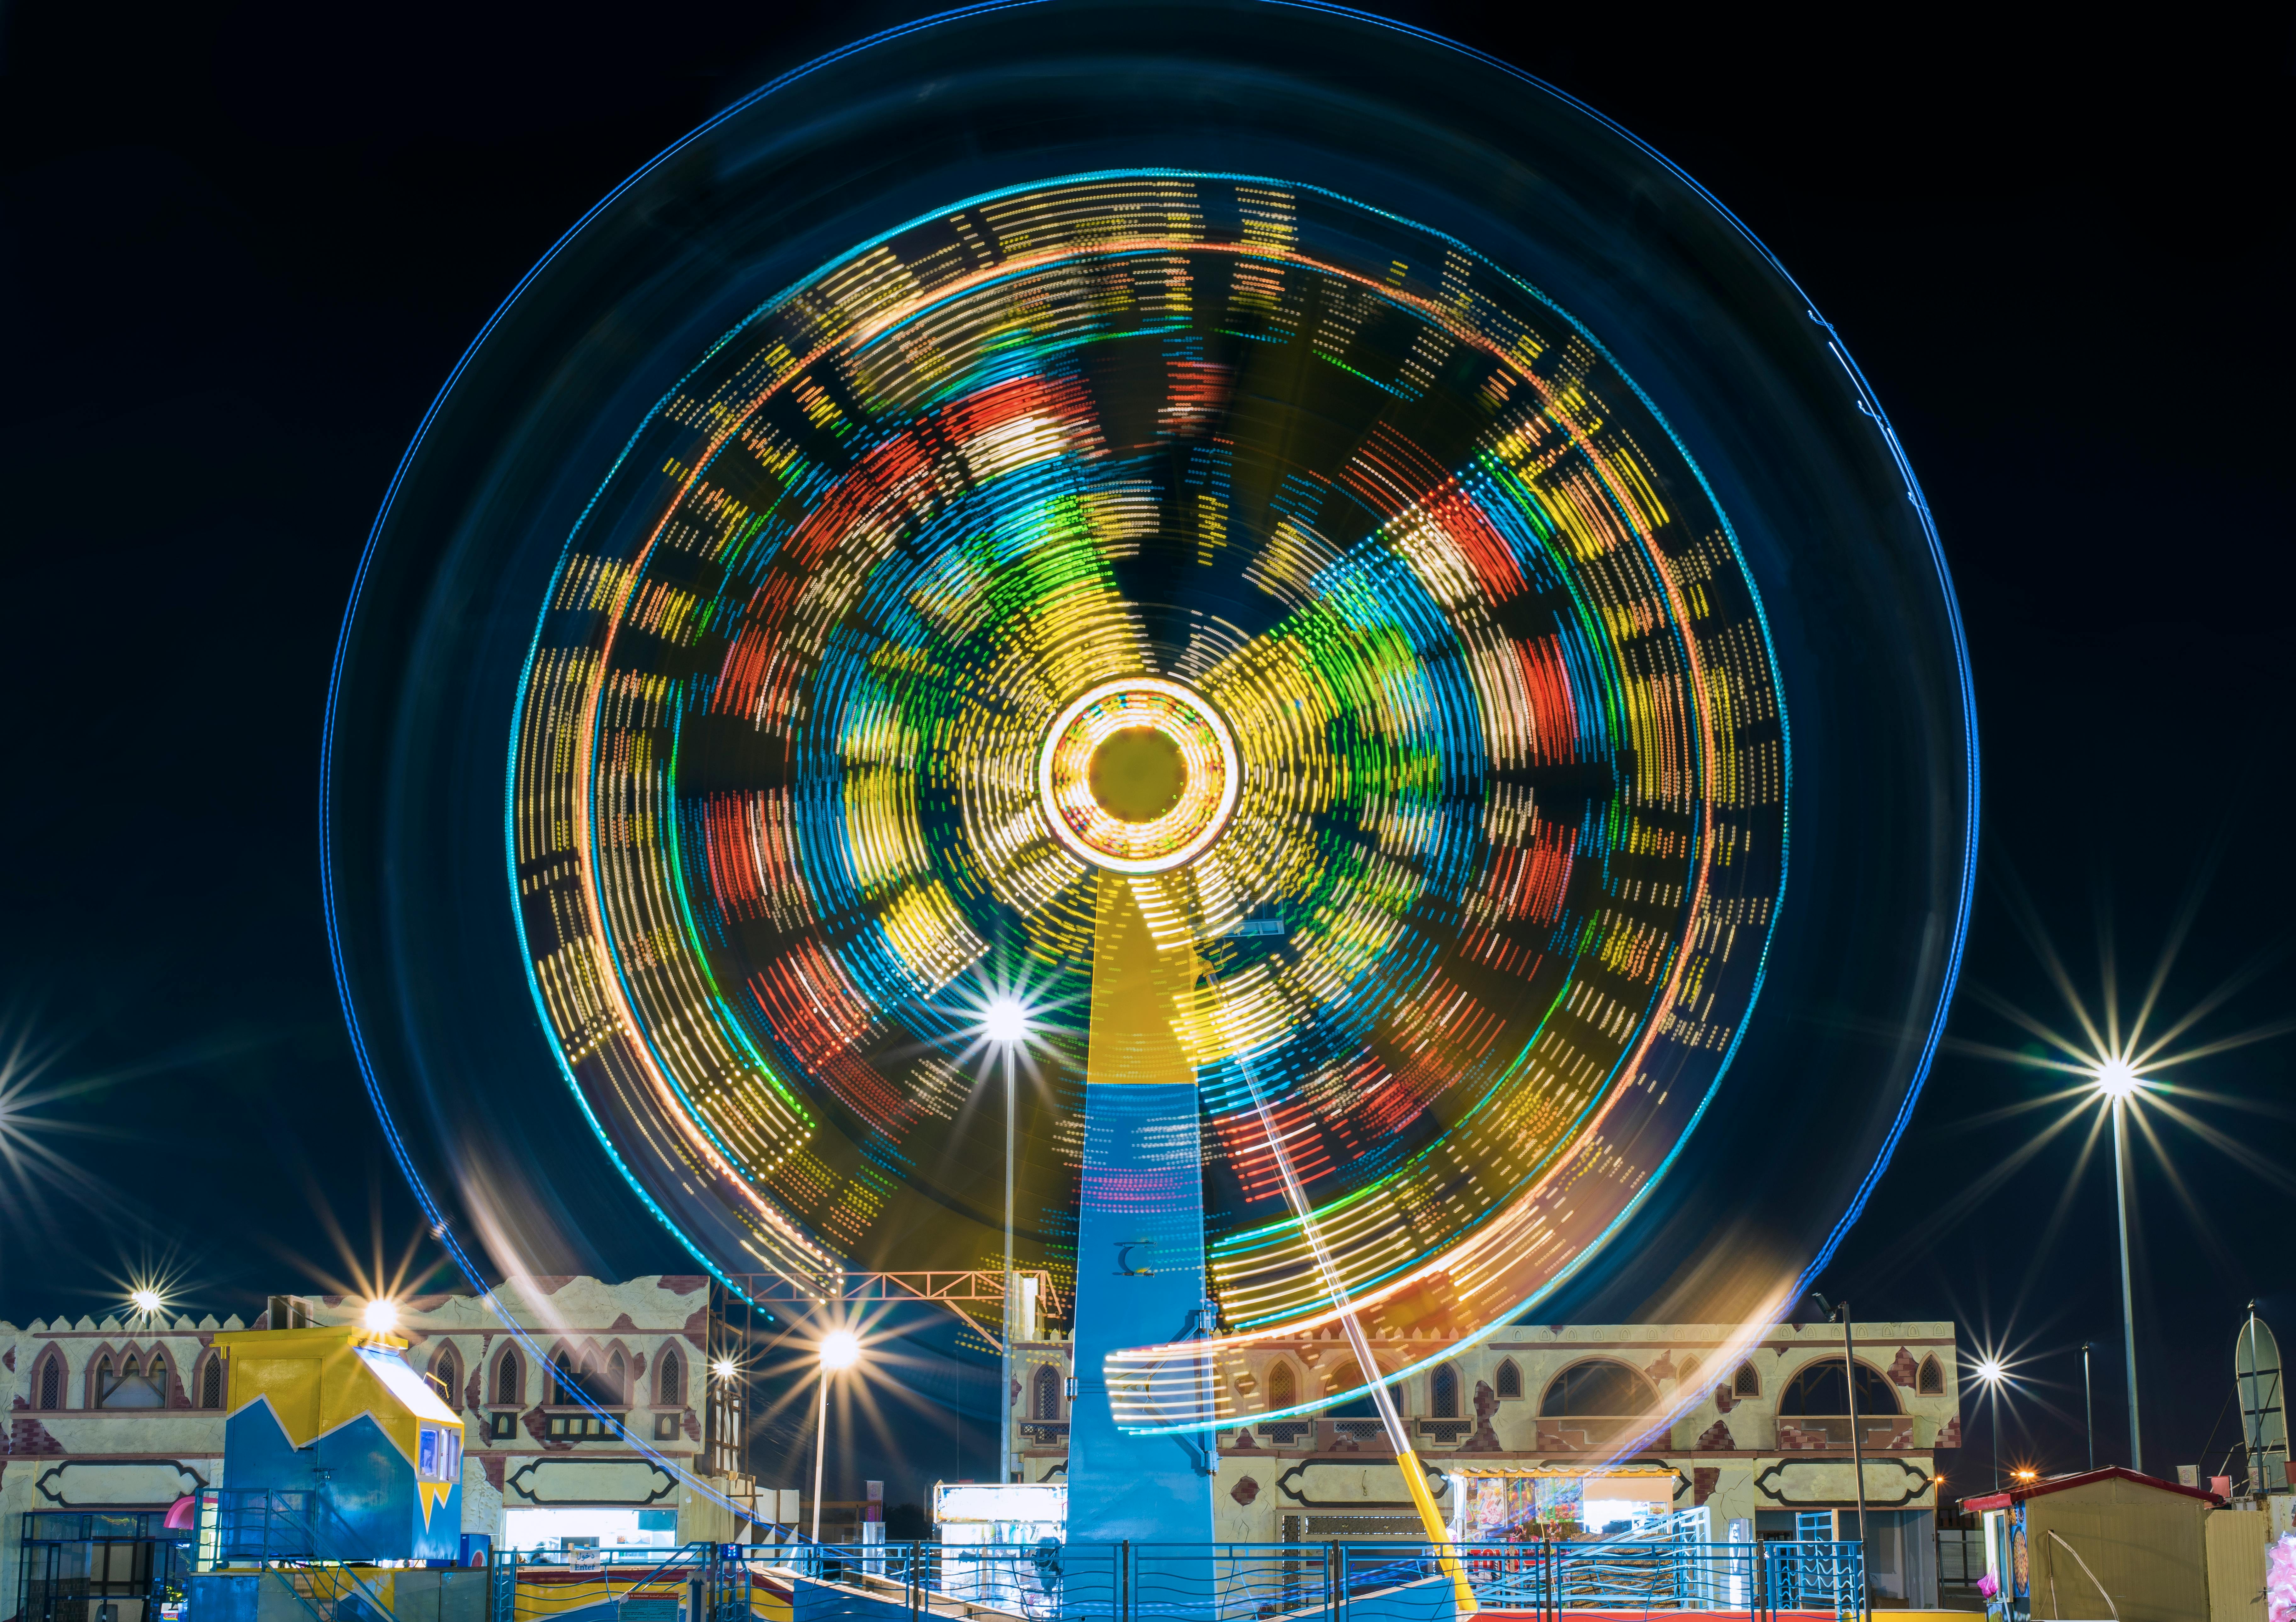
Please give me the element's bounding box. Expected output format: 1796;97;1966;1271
1973;1358;2006;1492
811;1329;861;1543
2093;1060;2143;1473
982;997;1030;1486
2080;1342;2095;1472
1815;1294;1868;1619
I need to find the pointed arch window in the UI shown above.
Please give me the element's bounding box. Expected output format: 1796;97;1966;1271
496;1348;522;1405
1267;1362;1297;1412
656;1348;684;1408
199;1354;225;1410
1031;1365;1062;1421
551;1351;575;1405
97;1351;166;1409
433;1348;461;1406
1732;1362;1761;1398
1494;1359;1522;1400
36;1350;64;1411
1918;1354;1946;1396
607;1351;628;1407
1430;1364;1460;1419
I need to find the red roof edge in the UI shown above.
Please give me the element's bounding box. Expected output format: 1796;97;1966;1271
1961;1464;2224;1512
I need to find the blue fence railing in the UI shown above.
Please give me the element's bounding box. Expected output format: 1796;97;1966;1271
760;1538;1869;1620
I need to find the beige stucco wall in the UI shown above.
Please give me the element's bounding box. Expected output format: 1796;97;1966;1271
1016;1319;1959;1543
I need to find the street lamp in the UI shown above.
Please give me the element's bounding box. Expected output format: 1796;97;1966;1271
2091;1059;2145;1472
981;995;1032;1485
1972;1357;2006;1492
811;1330;861;1544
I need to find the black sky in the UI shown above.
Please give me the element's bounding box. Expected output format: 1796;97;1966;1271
1;0;2290;1501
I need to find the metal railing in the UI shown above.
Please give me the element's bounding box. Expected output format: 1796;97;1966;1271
759;1537;1867;1620
492;1543;750;1622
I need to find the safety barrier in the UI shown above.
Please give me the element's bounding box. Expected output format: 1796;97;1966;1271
765;1538;1868;1620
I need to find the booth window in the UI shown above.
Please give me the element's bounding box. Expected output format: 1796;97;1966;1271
418;1424;462;1483
1494;1359;1522;1400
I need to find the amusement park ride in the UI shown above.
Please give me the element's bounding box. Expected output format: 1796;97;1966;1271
302;3;1975;1615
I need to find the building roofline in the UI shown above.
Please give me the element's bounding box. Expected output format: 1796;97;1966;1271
1962;1465;2221;1512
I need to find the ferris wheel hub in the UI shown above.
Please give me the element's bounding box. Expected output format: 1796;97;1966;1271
1038;676;1240;874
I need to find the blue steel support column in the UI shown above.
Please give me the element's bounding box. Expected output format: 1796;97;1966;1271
1066;1079;1216;1546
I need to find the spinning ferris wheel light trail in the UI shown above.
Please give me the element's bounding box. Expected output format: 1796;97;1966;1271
322;0;1976;1558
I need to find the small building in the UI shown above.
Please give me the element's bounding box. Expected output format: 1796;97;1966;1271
1010;1318;1963;1608
0;1276;760;1622
208;1323;465;1563
1961;1466;2218;1622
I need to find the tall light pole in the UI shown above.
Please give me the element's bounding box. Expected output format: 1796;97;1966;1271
1973;1358;2006;1493
982;997;1030;1486
2094;1059;2143;1473
2080;1343;2095;1472
811;1329;861;1543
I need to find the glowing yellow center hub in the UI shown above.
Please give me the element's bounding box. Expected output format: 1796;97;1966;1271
1039;676;1239;874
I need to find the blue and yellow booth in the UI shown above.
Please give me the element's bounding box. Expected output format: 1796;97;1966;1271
215;1324;464;1562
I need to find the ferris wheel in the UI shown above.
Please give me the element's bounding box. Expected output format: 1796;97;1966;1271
324;0;1975;1552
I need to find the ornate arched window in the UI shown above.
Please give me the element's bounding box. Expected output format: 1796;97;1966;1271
199;1354;225;1410
1538;1359;1659;1418
36;1349;64;1411
1494;1359;1522;1400
1430;1364;1460;1419
1918;1354;1946;1396
1776;1358;1901;1416
551;1351;575;1405
433;1348;460;1406
1031;1364;1061;1421
657;1348;684;1407
1732;1361;1761;1398
1267;1362;1297;1411
608;1351;628;1406
97;1350;165;1410
496;1348;522;1405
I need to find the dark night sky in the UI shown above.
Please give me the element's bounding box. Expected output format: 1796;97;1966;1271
2;0;2289;1503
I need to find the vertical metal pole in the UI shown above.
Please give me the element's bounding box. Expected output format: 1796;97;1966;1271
2112;1098;2143;1473
1002;1051;1016;1486
2081;1342;2095;1472
1990;1382;2000;1491
2245;1303;2265;1495
1840;1304;1867;1621
810;1365;830;1544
